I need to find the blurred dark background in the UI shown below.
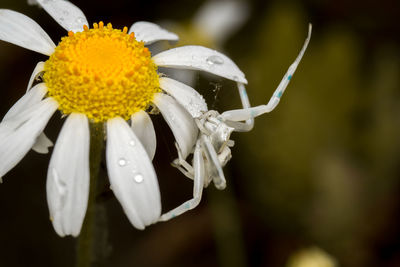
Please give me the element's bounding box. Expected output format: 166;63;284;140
1;0;400;266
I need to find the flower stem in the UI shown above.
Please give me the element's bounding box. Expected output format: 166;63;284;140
76;122;104;267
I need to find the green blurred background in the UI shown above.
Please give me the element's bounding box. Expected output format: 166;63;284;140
0;0;399;266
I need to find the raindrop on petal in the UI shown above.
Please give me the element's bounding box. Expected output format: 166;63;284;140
133;173;144;183
118;158;128;166
206;55;224;65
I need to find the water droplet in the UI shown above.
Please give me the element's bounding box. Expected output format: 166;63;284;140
129;140;136;146
134;173;144;183
206;55;224;65
118;158;127;166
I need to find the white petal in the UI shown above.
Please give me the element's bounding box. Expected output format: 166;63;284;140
2;82;53;154
32;132;53;154
0;98;58;178
0;9;55;55
26;61;45;92
131;111;157;160
193;0;250;45
36;0;88;33
153;93;198;159
159;77;208;118
2;83;47;122
47;113;89;237
153;45;247;84
106;117;161;229
129;21;178;45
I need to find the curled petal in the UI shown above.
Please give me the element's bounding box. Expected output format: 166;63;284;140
129;21;178;45
106;117;161;229
1;83;52;153
0;9;55;55
32;132;53;154
47;113;90;237
0;98;58;178
153;45;247;84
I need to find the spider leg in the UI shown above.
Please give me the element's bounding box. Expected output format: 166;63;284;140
202;135;226;190
219;24;312;124
159;140;205;221
171;142;195;179
234;82;254;132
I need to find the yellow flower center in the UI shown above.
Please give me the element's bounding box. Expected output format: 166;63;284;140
44;22;160;122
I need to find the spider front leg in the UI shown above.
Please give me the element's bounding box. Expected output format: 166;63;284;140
201;134;226;190
220;24;312;125
171;142;195;180
159;140;205;221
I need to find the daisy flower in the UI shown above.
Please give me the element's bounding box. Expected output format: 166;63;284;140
0;0;252;237
1;0;312;237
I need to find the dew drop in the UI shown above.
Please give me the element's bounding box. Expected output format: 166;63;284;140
118;158;128;166
129;140;136;146
206;55;224;65
134;173;144;183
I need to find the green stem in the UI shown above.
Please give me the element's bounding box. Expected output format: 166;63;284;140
76;122;104;267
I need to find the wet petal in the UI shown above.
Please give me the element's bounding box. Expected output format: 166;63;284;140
159;77;208;118
153;93;198;159
36;0;88;33
47;113;90;237
106;117;161;229
2;82;53;154
153;45;247;84
0;9;55;55
131;111;157;160
129;21;178;45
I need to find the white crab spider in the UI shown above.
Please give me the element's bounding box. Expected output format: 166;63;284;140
159;24;312;222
